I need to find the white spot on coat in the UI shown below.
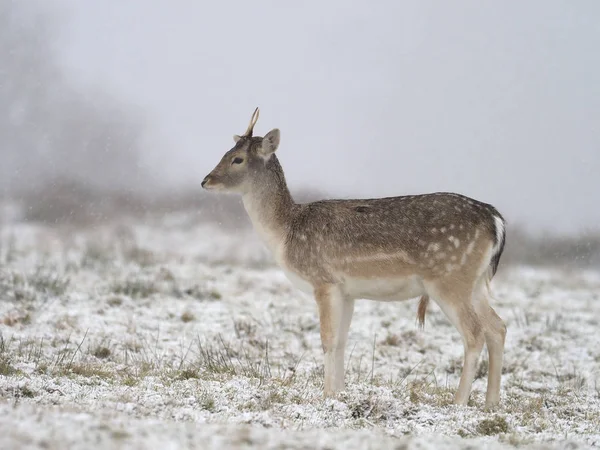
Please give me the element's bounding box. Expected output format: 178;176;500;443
448;236;460;248
427;242;441;252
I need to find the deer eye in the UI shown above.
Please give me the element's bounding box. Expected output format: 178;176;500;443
232;157;244;165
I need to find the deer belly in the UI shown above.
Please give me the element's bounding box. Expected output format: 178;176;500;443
343;275;425;301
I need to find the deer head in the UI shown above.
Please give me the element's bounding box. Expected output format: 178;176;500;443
202;108;281;194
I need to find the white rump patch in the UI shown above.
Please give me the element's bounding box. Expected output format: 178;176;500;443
493;215;505;253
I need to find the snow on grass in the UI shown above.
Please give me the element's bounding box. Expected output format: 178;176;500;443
1;218;599;449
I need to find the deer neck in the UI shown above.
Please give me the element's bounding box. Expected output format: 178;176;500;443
242;156;295;257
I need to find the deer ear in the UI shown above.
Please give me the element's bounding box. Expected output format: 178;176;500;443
259;128;280;157
233;134;242;143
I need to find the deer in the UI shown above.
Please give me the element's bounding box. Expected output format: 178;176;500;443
201;108;507;408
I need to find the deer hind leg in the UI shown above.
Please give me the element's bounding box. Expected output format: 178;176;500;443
425;279;485;406
474;281;507;408
314;284;355;396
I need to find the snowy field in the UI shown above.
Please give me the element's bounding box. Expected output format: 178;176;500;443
1;214;599;449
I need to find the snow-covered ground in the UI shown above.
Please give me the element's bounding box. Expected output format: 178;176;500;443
1;216;599;449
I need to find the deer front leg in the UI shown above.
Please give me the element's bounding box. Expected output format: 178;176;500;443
315;284;354;396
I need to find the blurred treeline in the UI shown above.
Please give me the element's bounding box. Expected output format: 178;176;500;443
0;0;147;197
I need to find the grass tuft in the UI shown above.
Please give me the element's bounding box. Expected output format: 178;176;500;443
198;390;216;412
28;267;70;297
380;333;400;347
181;311;195;323
476;415;510;436
93;346;111;359
67;363;114;380
0;334;17;375
177;368;200;380
18;385;36;398
111;277;158;298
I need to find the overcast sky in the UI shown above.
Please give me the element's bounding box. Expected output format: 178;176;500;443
44;0;600;233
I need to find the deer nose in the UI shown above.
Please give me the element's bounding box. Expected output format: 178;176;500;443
201;176;209;188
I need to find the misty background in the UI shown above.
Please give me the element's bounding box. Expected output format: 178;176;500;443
1;0;599;265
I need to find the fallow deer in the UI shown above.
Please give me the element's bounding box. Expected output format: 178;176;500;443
202;108;507;408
